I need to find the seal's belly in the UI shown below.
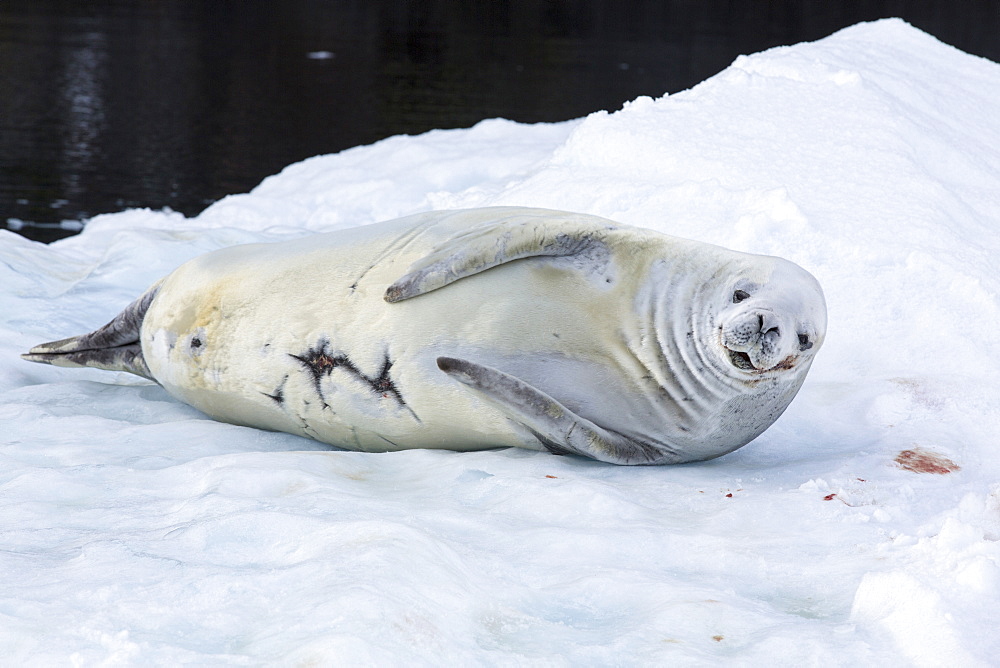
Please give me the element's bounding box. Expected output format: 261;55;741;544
141;226;633;453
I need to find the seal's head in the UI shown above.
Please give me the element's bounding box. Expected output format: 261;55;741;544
716;257;826;376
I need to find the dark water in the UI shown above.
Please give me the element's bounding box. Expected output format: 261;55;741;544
2;1;998;242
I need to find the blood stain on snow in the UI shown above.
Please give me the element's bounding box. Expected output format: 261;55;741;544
894;447;960;474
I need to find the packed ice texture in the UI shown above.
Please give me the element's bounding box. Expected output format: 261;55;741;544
2;18;998;664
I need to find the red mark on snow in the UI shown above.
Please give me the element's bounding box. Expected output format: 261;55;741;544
823;493;837;501
894;448;959;475
545;475;557;479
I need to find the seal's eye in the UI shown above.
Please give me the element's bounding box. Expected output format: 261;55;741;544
733;290;750;304
798;333;812;351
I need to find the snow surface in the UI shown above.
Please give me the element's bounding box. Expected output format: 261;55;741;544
2;18;999;665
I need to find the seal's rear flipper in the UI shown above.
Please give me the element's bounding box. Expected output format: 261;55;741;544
436;356;675;465
20;283;161;380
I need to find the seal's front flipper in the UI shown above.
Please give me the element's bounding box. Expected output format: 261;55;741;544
21;283;161;380
436;356;675;465
385;209;632;302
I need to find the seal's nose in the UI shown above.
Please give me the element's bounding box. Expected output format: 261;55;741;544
721;308;795;372
758;312;780;337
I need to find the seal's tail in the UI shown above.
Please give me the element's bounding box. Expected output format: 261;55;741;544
21;283;162;380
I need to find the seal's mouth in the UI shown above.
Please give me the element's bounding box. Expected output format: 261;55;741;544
727;349;756;371
726;348;798;373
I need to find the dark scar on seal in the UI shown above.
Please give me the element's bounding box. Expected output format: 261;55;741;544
348;222;434;292
290;341;355;390
369;355;421;421
262;374;289;405
289;341;354;410
370;357;406;404
377;434;401;449
289;340;418;419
